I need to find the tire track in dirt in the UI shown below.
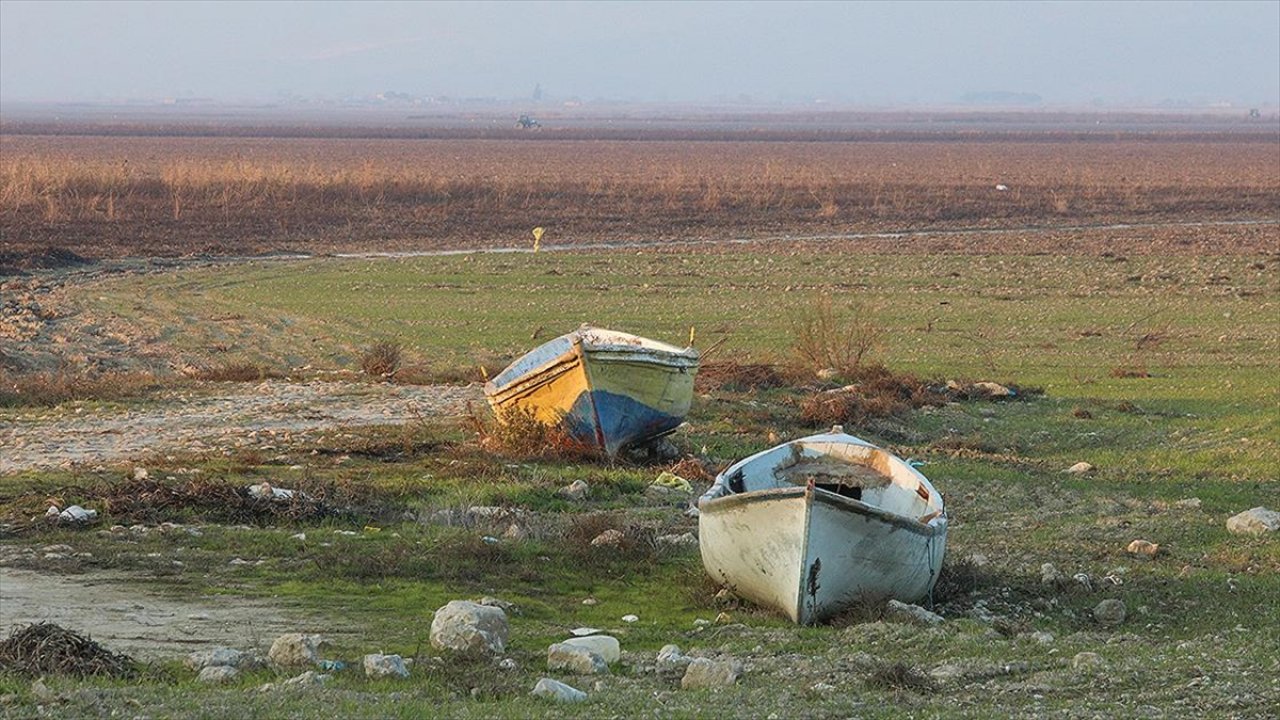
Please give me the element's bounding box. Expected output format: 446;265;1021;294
1;381;483;474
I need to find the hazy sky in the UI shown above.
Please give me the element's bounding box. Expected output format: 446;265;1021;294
2;0;1277;106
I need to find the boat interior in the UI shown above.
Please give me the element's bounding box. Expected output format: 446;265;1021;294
720;439;942;524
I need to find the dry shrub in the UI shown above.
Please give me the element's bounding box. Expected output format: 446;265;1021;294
789;296;883;378
930;556;986;605
360;341;403;378
694;361;789;393
798;364;944;427
0;369;161;408
190;361;281;382
471;404;598;461
666;456;716;484
0;623;137;679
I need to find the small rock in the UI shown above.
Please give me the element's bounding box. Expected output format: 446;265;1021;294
816;368;839;380
681;657;743;689
570;627;603;637
1041;563;1065;585
590;529;625;547
621;614;639;623
1126;539;1159;558
30;678;55;703
1065;462;1094;475
657;644;693;673
185;647;263;671
560;635;620;664
284;670;331;686
1225;507;1280;535
290;533;306;541
133;467;149;481
930;663;967;684
972;381;1013;398
1174;498;1202;510
363;653;410;679
430;600;509;655
558;479;590;501
810;681;836;693
269;634;324;668
547;643;608;674
1093;599;1126;627
581;597;598;606
197;665;239;684
1029;631;1055;645
498;658;518;671
531;677;587;703
1072;652;1106;670
885;599;944;626
657;532;698;549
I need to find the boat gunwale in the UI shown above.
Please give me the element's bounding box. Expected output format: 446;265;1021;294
700;485;945;537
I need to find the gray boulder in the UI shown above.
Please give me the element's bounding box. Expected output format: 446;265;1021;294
363;653;410;679
1226;507;1280;535
885;599;944;626
185;647;263;672
197;665;239;684
560;635;620;664
547;643;608;675
268;634;324;668
657;644;692;674
430;600;509;655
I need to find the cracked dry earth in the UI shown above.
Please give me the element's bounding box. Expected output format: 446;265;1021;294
0;380;483;474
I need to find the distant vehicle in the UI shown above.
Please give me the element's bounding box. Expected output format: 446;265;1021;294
516;114;541;129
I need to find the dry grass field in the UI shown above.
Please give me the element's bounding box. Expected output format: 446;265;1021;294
2;129;1277;267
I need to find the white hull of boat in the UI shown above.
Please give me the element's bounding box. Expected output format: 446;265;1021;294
698;430;947;624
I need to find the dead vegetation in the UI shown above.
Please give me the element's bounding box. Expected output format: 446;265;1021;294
0;368;162;408
0;623;138;679
789;296;884;378
798;365;946;427
360;341;403;378
470;404;599;462
79;477;384;526
2;135;1276;264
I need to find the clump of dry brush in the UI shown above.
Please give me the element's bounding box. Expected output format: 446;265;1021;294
0;623;138;679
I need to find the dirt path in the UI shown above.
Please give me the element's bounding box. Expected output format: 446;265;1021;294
0;380;483;474
0;567;337;660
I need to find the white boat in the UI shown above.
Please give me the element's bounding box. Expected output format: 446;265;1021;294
698;427;946;625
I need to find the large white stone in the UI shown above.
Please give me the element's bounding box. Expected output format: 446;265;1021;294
560;635;620;664
430;600;509;655
1226;507;1280;535
268;634;323;668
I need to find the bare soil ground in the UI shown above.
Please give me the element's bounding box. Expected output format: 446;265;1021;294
0;381;481;474
0;568;323;661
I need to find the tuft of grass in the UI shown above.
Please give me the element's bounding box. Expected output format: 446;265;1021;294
360;341;403;378
867;662;935;692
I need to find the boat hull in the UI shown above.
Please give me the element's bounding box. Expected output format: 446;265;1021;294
698;431;946;624
485;330;698;457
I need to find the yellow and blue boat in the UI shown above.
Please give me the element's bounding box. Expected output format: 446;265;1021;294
485;326;700;457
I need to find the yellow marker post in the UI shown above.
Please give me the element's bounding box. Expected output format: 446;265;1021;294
689;326;696;347
532;227;545;253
